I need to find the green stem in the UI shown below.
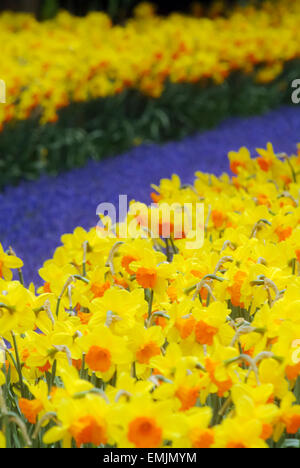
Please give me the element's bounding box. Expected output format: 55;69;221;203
169;236;179;255
147;289;154;322
286;157;297;183
91;372;97;387
80;354;86;380
165;238;172;262
55;297;61;318
10;332;25;398
17;269;24;286
73;275;90;284
51;360;57;389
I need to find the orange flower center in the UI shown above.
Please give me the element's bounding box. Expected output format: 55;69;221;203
43;282;51;293
175;316;196;339
72;358;83;370
128;417;162;448
191;269;203;279
121;256;137;275
195;320;218;346
77;310;92;325
275;226;292;242
286;362;300;381
257;157;272;172
283;414;300;434
136;341;161;364
150;192;162;203
136;267;157;289
261;423;273;440
154;316;168;328
230;160;246;175
227;270;247;307
70;415;107;447
21;348;30;362
211;210;227;228
90;281;110;298
38;360;51;373
257;193;270;207
175;386;199;411
86;345;111;372
191;428;214;448
19;398;44;424
280;175;292;186
113;276;129;289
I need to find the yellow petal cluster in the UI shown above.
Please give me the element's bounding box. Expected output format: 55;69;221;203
0;0;300;128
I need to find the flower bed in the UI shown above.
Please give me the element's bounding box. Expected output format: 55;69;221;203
0;1;300;188
2;104;299;287
1;142;300;448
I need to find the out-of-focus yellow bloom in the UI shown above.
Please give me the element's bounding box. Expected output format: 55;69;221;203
43;391;112;448
0;244;23;281
0;282;35;336
0;1;300;128
213;417;268;448
78;325;133;381
110;395;181;448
